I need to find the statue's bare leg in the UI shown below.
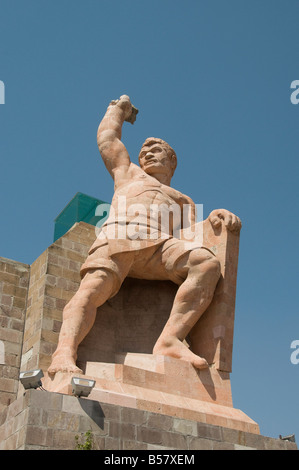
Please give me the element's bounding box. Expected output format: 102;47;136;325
153;250;221;369
48;267;124;375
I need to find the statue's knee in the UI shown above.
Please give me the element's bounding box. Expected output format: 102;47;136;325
207;256;221;279
188;250;221;278
76;269;115;306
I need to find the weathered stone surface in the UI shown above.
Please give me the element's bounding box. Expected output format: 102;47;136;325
0;390;296;450
0;257;30;409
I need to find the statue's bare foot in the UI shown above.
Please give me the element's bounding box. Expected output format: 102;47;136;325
153;337;209;369
48;355;83;376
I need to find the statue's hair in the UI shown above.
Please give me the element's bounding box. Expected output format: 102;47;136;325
139;137;177;175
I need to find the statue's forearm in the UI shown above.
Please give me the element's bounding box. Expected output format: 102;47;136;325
97;98;131;174
97;104;125;149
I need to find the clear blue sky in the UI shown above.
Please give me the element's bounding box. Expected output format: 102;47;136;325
1;1;298;442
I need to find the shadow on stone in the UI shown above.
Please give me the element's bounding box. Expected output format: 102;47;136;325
78;398;105;430
196;368;217;401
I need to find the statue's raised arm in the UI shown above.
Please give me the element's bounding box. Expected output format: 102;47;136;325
97;95;138;179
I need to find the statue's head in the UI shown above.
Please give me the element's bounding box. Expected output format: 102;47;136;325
138;138;177;180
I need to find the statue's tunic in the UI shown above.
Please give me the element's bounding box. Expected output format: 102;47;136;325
80;166;212;289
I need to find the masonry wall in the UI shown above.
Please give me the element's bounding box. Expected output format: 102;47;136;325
0;222;96;405
0;258;30;410
19;222;95;378
0;390;297;451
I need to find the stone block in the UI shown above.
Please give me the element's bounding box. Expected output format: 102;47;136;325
172;417;197;436
160;431;188;449
222;426;246;445
47;410;80;432
121;406;147;426
52;428;78;450
197;422;223;441
147;413;173;432
26;425;47;446
188;437;213;450
79;414;108;435
104;436;120;450
214;441;236;450
27;389;63;411
234;443;255;450
137;426;163;446
109;421;136;440
122;439;148;450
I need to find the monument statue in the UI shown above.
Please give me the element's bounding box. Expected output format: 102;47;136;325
48;95;241;376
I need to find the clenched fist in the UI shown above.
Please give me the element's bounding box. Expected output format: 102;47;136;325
109;95;138;124
208;209;242;232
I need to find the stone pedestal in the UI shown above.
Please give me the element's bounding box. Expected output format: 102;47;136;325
0;389;297;450
16;220;258;436
43;353;259;434
41;217;254;435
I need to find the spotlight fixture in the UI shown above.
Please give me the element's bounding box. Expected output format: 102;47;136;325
71;377;95;397
19;369;44;390
279;434;296;443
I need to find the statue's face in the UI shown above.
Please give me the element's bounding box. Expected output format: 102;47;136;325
139;143;174;177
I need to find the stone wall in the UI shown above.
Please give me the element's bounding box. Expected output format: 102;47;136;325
19;222;94;378
0;223;95;405
0;258;30;410
0;390;296;450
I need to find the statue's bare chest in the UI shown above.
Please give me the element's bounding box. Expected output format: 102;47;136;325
114;173;182;207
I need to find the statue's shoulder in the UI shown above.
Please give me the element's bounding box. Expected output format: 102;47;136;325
113;162;145;189
128;162;144;176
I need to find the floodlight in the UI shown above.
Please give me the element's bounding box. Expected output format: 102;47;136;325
71;377;95;397
279;434;296;443
19;369;44;389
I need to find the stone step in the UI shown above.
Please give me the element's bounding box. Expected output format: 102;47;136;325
84;353;233;407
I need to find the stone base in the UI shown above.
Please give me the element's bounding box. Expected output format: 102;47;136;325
0;389;297;450
43;353;259;435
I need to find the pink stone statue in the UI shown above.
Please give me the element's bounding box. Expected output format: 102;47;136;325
48;95;241;375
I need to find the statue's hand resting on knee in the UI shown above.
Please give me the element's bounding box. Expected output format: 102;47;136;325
208;209;242;233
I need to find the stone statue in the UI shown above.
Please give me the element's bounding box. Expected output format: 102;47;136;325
48;95;241;375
